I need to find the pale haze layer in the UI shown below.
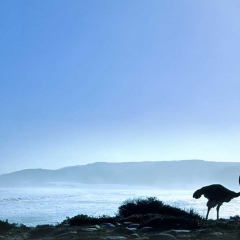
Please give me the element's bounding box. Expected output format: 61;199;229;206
1;1;240;174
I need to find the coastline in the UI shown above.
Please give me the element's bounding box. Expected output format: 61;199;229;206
1;197;240;239
1;214;240;239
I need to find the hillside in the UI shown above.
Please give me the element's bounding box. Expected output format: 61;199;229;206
0;160;239;189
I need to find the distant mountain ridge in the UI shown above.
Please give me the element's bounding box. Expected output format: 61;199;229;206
0;160;240;189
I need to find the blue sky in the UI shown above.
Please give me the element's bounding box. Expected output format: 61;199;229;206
1;0;240;174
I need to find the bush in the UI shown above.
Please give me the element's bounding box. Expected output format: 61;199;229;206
118;213;158;224
64;214;117;226
118;197;202;220
140;215;200;230
29;224;55;238
118;197;164;217
0;219;16;234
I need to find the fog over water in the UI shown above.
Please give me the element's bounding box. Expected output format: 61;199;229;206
1;161;240;226
0;185;240;226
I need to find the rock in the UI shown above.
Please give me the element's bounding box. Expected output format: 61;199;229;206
112;227;134;235
123;222;132;226
170;230;196;239
93;224;101;229
138;227;154;233
101;223;115;228
127;227;138;232
211;232;223;236
79;227;99;232
170;230;191;234
52;228;70;236
196;228;212;234
163;229;191;237
128;223;140;228
208;232;236;239
149;233;176;240
131;233;140;238
100;236;127;240
55;231;77;238
84;237;103;240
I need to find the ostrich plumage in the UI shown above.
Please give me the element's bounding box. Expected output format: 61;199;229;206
193;181;240;220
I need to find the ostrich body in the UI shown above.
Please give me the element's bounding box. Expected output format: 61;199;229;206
193;184;240;220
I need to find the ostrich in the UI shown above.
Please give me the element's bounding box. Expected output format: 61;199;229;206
193;177;240;220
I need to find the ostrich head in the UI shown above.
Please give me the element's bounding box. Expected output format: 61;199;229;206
193;189;203;199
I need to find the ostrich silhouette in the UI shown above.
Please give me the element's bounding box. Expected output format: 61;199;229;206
193;177;240;220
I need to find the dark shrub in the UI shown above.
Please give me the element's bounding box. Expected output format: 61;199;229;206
118;197;164;217
0;219;17;234
29;224;55;238
65;214;116;226
118;197;202;220
119;213;159;224
140;215;200;230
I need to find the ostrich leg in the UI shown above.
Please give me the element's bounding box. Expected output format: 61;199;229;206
206;207;211;220
216;204;221;220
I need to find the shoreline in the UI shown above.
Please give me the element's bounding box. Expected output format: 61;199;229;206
1;196;240;239
1;214;240;240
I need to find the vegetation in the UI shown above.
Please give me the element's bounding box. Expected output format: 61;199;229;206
118;197;163;217
64;214;116;226
29;224;55;239
0;219;27;234
1;196;240;240
61;197;202;230
0;220;14;234
115;197;202;230
118;197;202;219
6;196;240;239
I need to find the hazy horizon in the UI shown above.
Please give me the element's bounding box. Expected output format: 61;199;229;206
1;159;239;176
0;159;210;175
0;159;208;175
1;1;240;174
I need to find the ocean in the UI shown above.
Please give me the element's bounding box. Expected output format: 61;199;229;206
0;184;239;226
